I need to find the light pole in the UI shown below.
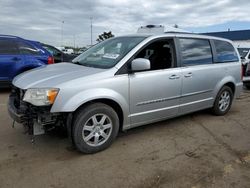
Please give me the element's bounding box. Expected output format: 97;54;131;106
73;35;76;49
61;20;64;47
90;17;93;46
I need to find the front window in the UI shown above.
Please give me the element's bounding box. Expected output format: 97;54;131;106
72;36;146;69
0;39;19;55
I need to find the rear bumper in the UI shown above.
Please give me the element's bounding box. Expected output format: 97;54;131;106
243;76;250;83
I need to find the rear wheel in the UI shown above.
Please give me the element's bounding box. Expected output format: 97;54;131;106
211;86;233;116
72;103;119;154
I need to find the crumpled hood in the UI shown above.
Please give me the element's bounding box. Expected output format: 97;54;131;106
13;63;106;89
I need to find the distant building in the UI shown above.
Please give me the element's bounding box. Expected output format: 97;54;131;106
203;29;250;48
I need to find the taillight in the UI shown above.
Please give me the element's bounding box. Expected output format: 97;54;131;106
48;56;54;64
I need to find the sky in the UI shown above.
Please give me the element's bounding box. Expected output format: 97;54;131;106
1;0;250;47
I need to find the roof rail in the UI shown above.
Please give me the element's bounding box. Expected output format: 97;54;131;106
137;25;191;34
0;34;21;39
164;31;196;34
137;25;165;34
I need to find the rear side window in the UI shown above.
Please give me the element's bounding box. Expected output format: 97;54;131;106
0;39;19;55
18;41;40;55
214;40;239;62
179;38;212;66
42;45;60;56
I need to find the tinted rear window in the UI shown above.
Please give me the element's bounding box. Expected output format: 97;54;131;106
214;40;239;62
0;39;19;55
179;38;213;66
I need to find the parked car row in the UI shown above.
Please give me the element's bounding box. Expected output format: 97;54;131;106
0;35;54;87
237;48;250;89
41;43;77;63
0;35;82;87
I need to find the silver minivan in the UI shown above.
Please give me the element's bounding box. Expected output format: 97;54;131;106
8;32;242;153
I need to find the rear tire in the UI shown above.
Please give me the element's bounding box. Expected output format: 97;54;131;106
72;103;119;154
211;86;233;116
244;83;250;89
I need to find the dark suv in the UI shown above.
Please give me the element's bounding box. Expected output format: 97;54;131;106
40;43;77;63
0;35;54;87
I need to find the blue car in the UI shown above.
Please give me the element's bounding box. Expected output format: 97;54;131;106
0;35;54;87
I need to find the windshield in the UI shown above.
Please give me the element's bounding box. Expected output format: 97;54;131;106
238;48;250;58
72;36;146;68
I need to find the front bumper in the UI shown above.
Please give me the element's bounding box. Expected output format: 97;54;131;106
8;96;27;123
8;86;59;135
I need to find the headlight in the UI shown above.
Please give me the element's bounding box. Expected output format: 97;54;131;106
23;88;59;106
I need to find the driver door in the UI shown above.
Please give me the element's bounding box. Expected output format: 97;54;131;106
129;38;182;127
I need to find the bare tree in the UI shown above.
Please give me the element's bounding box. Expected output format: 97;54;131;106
96;31;114;42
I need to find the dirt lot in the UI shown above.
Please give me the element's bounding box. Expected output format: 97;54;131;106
0;89;250;188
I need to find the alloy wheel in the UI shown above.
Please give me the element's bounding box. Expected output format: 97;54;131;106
218;91;231;112
82;114;113;147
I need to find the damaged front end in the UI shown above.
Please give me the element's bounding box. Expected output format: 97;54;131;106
8;86;65;136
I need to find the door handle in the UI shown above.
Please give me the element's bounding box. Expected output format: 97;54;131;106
169;75;180;80
12;57;21;61
184;72;192;78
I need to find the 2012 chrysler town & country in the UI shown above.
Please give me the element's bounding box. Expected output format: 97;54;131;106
8;32;242;153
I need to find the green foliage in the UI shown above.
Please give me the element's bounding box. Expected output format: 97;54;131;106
96;31;114;42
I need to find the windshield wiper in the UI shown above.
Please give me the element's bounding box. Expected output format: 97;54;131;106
73;61;97;68
80;63;96;68
73;61;81;65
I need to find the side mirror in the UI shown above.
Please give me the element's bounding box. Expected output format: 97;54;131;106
131;58;150;72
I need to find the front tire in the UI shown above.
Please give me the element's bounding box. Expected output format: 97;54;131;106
72;103;119;154
211;86;233;116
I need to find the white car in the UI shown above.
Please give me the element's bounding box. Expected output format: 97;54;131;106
63;48;74;54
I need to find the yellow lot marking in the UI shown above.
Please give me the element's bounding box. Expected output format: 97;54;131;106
242;154;250;163
223;164;234;175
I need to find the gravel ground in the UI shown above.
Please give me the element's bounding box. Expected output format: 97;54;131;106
0;89;250;188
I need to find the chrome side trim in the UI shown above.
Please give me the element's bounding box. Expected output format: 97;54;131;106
179;97;213;107
136;95;181;106
130;98;213;118
129;104;179;117
181;89;213;98
136;89;212;107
